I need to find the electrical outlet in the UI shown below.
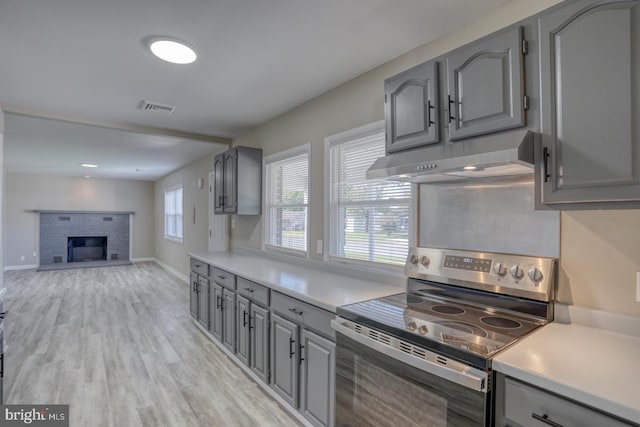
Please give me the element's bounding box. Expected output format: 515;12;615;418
20;255;25;261
32;251;37;257
316;240;323;255
637;272;640;302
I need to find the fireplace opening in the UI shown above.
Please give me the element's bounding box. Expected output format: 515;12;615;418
67;236;107;263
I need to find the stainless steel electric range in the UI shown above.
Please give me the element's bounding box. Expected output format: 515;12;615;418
332;247;556;427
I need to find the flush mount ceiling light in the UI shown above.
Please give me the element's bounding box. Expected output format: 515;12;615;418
80;163;98;168
463;165;478;171
148;37;197;64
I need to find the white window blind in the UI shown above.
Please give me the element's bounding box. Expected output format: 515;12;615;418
329;132;411;266
265;149;309;255
165;186;183;241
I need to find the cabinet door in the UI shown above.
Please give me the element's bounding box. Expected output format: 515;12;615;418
197;277;210;329
223;149;238;213
189;272;198;320
270;312;299;408
385;61;440;152
213;153;225;213
209;283;224;342
539;0;640;204
446;25;525;141
222;289;236;353
236;295;250;366
250;304;270;383
300;329;335;427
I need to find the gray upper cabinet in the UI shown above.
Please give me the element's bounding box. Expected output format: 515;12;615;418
213;146;262;215
250;304;270;384
385;61;440;152
446;25;526;141
270;312;299;408
236;295;250;366
538;0;640;204
300;329;336;427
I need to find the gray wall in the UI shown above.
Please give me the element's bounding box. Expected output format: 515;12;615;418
0;110;4;287
4;173;154;268
154;152;223;279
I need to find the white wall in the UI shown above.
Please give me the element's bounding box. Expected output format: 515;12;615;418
0;110;4;284
4;173;154;268
154;152;221;279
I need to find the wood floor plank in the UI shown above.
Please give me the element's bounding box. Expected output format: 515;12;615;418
4;263;301;427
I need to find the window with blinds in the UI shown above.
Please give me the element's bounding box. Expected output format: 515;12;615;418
264;147;309;255
165;185;183;242
329;131;411;266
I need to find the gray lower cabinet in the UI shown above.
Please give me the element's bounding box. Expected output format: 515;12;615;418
446;25;526;141
270;292;336;427
538;0;640;205
270;312;299;408
250;304;270;383
210;283;224;341
222;288;236;352
197;276;210;329
495;373;634;426
189;272;198;319
300;329;336;427
236;295;251;366
385;60;440;152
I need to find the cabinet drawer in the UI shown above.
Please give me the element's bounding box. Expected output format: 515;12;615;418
211;267;236;290
190;258;209;277
503;377;633;427
237;277;269;307
271;292;334;340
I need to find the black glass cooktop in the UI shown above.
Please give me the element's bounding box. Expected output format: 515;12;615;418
337;291;546;369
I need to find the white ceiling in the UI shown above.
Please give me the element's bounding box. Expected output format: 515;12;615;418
0;0;511;180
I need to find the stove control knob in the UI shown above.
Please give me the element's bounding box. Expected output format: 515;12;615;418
493;262;507;276
528;267;543;282
510;265;524;279
418;325;428;335
409;254;419;265
407;321;417;332
420;255;430;267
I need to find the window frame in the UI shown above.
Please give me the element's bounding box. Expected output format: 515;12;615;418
164;184;184;244
262;144;311;257
324;120;415;271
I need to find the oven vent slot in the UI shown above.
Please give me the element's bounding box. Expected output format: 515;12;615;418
399;342;412;354
354;324;362;333
368;330;380;341
436;356;448;366
412;347;427;359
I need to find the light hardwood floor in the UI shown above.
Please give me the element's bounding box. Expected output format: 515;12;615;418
4;263;301;427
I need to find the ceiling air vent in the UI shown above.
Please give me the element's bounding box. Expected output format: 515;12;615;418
138;100;175;115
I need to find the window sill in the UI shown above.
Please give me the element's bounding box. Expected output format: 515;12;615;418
164;236;184;245
264;245;308;259
326;256;405;276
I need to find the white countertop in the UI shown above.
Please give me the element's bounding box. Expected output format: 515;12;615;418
189;250;404;313
493;308;640;424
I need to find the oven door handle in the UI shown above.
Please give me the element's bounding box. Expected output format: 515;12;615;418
331;318;488;393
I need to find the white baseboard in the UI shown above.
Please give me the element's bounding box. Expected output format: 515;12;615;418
131;257;155;263
4;264;38;271
153;258;189;283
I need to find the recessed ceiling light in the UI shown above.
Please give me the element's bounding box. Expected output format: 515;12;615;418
463;165;478;171
84;175;91;179
80;163;98;168
148;37;197;64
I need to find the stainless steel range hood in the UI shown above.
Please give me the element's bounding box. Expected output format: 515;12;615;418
366;130;537;183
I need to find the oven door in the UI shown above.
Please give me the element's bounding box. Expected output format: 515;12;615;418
332;318;489;427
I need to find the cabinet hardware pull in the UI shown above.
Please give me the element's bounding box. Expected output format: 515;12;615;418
244;287;254;293
543;147;551;183
218;195;222;206
448;95;456;124
427;100;435;127
216;296;222;309
217;275;226;280
299;344;305;365
249;316;254;330
0;354;3;378
0;311;7;319
289;338;295;359
531;413;563;427
194;264;201;268
243;311;248;327
288;308;303;316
